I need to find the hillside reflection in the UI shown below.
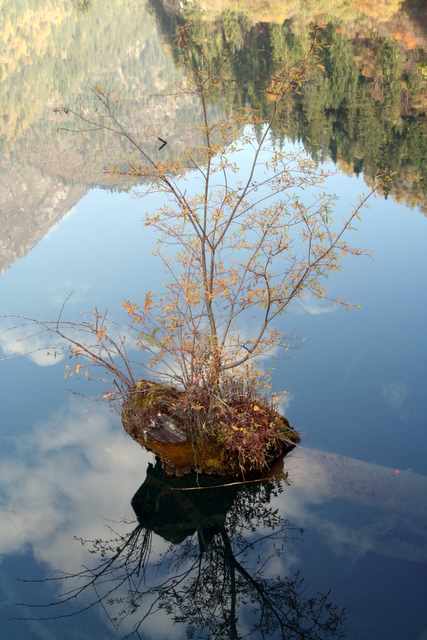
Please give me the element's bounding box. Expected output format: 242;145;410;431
32;460;345;639
154;0;427;212
2;0;427;275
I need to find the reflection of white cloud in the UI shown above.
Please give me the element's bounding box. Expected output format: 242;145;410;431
3;406;426;578
277;448;427;564
2;402;427;636
0;400;152;573
0;320;139;371
261;550;299;579
381;382;409;410
0;327;64;366
276;389;293;414
129;600;185;640
295;294;338;316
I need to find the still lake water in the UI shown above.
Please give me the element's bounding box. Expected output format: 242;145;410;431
1;1;427;638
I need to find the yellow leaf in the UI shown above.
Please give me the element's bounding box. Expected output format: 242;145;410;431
96;328;107;342
71;346;84;356
144;291;154;314
122;300;138;315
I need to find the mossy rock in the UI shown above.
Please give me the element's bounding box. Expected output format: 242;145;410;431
122;379;299;477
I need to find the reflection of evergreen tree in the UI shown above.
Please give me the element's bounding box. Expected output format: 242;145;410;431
154;3;427;210
3;0;427;208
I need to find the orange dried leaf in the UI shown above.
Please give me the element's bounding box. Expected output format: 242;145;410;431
96;328;107;342
122;300;139;315
144;291;154;314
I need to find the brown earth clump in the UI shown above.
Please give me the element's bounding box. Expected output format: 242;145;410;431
122;379;299;477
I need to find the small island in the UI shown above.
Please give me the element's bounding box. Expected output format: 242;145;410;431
122;378;299;476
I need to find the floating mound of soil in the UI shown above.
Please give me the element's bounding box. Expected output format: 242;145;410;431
122;380;299;477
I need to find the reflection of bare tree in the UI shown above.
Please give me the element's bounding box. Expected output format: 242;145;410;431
20;461;345;639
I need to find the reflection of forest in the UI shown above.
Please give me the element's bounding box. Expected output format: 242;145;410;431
162;0;423;29
1;0;427;273
0;0;225;273
155;0;427;212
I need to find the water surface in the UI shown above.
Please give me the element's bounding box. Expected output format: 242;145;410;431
0;1;426;638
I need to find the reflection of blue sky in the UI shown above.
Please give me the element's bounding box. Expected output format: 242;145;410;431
0;133;426;637
0;188;163;319
1;141;426;471
0;399;426;639
292;292;339;316
274;448;427;639
0;325;65;367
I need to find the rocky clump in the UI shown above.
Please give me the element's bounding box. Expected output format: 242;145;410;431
122;379;299;477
